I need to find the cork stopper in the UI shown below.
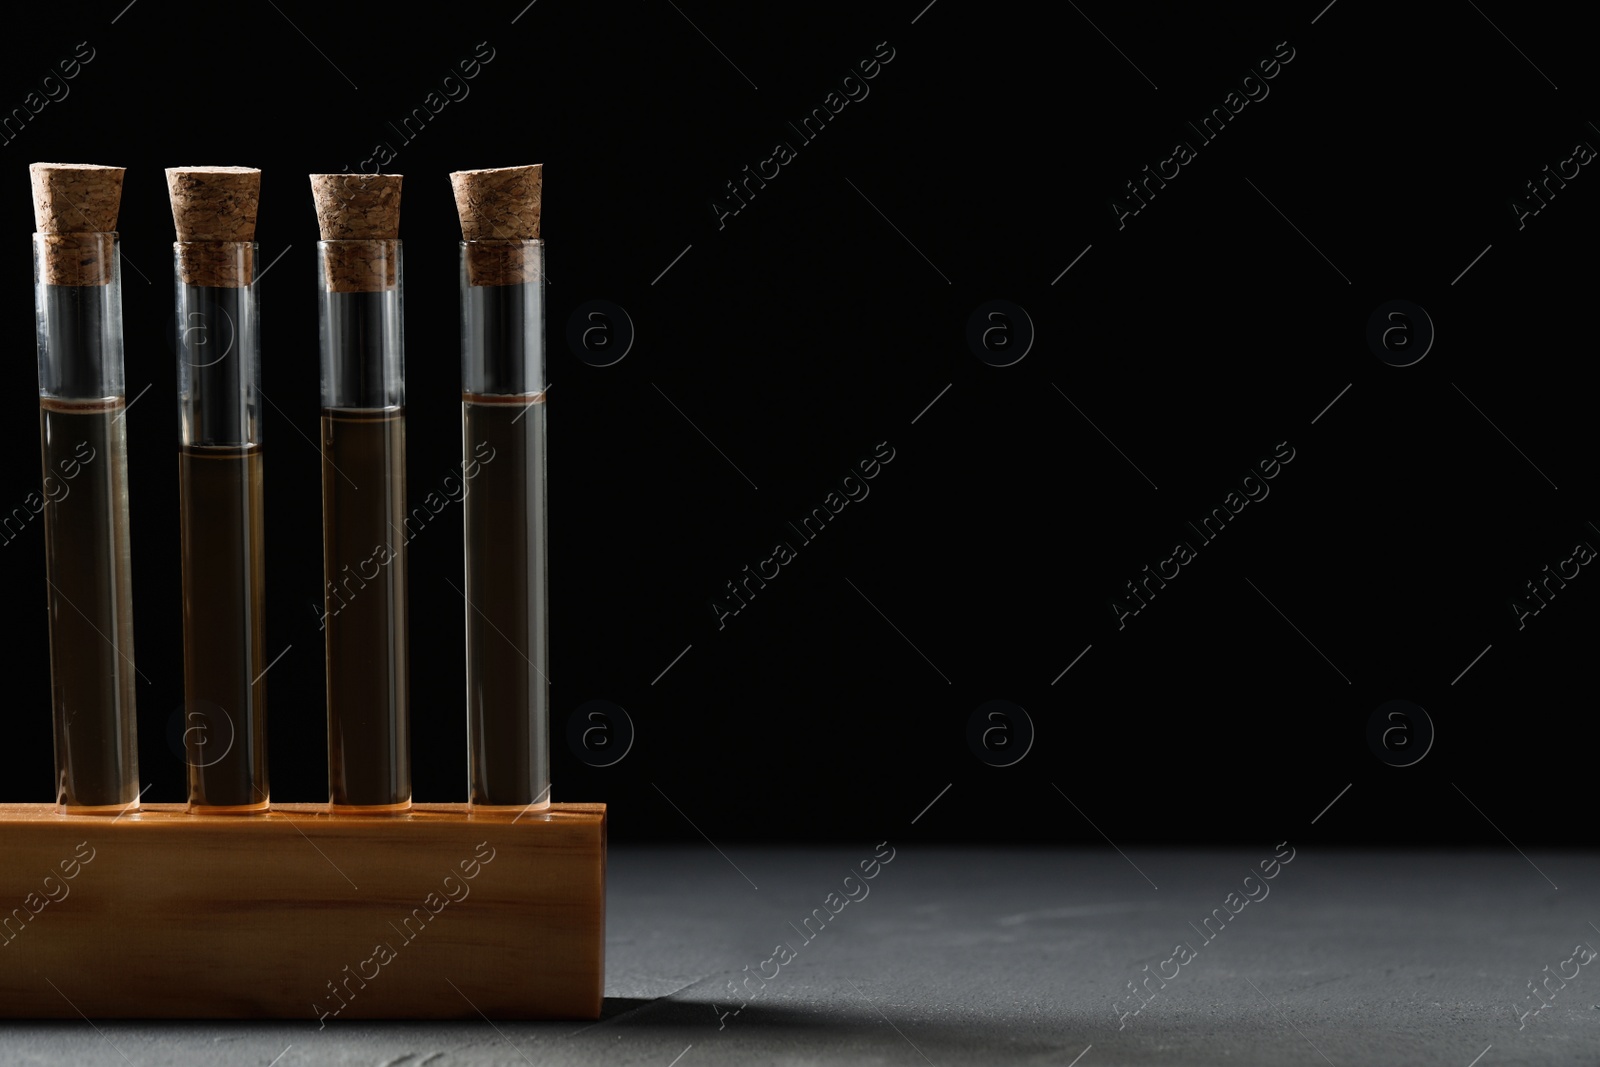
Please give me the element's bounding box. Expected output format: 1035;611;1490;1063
450;165;541;240
29;163;125;286
449;164;542;286
166;166;261;286
30;163;125;234
310;173;401;292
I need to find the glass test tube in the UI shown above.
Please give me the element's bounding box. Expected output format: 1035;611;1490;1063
460;239;549;809
33;230;139;813
317;238;410;811
175;240;268;811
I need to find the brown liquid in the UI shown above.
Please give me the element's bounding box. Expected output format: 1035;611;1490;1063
463;393;549;808
179;445;268;811
40;397;139;812
321;407;410;809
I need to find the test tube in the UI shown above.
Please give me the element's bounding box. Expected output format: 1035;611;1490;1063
450;164;549;811
29;162;139;814
312;174;410;813
167;166;269;812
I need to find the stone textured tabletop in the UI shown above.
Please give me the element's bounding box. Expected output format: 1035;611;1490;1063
3;846;1595;1065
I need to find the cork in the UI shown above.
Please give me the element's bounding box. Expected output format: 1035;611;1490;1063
29;163;125;286
166;166;261;287
310;173;401;292
449;164;542;286
30;163;124;233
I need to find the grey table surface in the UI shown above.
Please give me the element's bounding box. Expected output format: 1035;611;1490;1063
3;845;1596;1066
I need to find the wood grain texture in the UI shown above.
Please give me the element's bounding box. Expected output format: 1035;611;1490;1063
0;803;605;1020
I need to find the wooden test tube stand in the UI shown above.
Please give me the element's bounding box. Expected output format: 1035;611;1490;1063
0;803;606;1019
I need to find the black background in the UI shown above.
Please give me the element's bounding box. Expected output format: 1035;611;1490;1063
0;2;1592;845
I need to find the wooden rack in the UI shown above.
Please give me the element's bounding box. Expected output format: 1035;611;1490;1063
0;802;605;1020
